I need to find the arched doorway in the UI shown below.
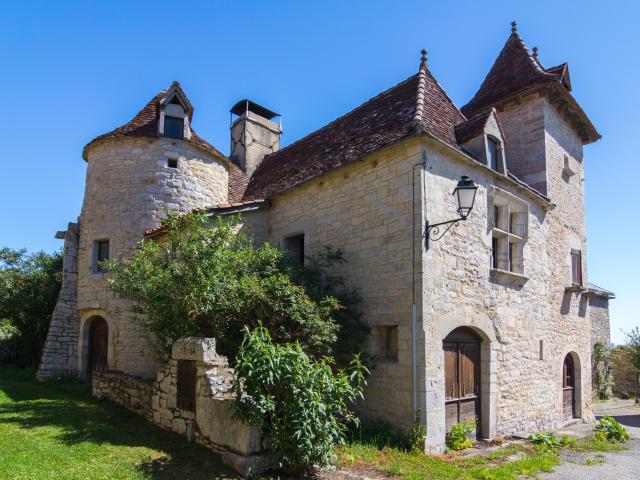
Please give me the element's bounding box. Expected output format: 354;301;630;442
444;327;481;437
88;317;108;377
563;354;576;420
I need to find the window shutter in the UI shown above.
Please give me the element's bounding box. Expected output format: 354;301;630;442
177;360;197;411
571;249;583;286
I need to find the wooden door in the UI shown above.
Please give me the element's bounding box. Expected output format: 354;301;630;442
88;317;108;377
444;328;481;437
563;355;575;420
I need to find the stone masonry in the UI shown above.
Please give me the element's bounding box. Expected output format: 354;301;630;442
92;338;264;477
39;27;613;455
37;223;80;379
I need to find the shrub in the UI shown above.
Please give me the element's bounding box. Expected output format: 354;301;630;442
231;326;368;474
107;213;341;360
446;418;476;450
527;432;562;450
595;416;629;443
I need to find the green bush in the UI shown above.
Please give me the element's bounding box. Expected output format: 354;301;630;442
446;418;476;450
107;213;342;360
595;416;629;443
0;248;62;366
231;326;367;474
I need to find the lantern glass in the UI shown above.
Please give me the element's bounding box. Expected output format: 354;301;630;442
453;176;478;219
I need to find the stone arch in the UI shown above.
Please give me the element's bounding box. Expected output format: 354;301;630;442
78;310;116;380
426;308;498;451
561;351;583;420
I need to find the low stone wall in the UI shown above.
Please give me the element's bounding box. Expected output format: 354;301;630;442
612;347;639;396
91;337;264;478
92;370;154;422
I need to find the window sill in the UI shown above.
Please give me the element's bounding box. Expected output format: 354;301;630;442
489;268;529;286
91;272;109;280
564;285;587;294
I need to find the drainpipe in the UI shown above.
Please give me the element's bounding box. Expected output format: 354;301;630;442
411;151;428;422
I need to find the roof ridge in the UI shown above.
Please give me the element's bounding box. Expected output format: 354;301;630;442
412;49;429;129
254;73;418;166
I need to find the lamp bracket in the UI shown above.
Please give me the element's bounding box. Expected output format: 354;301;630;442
425;217;466;250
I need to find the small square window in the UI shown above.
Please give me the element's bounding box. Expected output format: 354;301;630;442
94;240;109;273
167;158;178;169
164;116;184;140
373;325;398;362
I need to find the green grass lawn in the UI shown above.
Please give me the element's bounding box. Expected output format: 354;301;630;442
0;366;627;480
0;366;236;480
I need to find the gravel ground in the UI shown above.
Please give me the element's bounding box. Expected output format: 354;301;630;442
538;404;640;480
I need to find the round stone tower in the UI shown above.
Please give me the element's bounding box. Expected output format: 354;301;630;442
75;82;230;378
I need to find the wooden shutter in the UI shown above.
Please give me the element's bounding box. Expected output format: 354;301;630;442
571;249;582;286
177;360;197;411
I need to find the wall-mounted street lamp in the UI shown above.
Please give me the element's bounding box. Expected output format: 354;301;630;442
425;176;478;250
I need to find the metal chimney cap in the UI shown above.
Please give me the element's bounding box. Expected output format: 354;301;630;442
230;99;280;120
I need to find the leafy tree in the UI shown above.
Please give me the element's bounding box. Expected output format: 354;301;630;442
0;248;63;366
231;325;367;474
624;327;640;400
106;213;342;360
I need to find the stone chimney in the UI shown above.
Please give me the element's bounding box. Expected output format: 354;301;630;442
230;100;281;176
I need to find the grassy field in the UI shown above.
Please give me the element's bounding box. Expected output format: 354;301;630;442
0;366;236;480
0;366;626;480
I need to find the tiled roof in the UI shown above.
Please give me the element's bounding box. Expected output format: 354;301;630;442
461;31;559;117
454;110;494;145
241;63;465;201
461;26;598;143
83;82;228;163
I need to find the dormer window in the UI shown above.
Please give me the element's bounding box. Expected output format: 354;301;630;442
164;116;184;140
159;90;191;140
487;137;500;171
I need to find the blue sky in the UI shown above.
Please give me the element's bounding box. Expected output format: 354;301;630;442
1;1;637;343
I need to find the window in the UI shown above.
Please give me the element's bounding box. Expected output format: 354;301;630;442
176;360;196;411
490;188;528;276
491;237;498;269
539;340;544;360
94;240;109;273
167;158;178;169
164;116;184;140
284;234;305;266
487;137;499;171
571;249;583;286
373;325;398;361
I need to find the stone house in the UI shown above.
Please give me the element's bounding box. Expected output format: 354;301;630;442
39;23;614;451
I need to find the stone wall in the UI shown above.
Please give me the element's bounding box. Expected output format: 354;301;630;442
264;138;424;431
418;94;592;451
76;138;230;378
612;347;638;397
37;223;81;380
92;370;154;421
91;337;264;477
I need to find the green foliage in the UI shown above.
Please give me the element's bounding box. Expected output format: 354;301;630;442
593;342;615;400
106;213;341;360
528;432;562;450
595;416;630;443
625;327;640;371
407;409;426;453
0;248;63;366
287;246;369;365
446;417;476;450
230;326;367;474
